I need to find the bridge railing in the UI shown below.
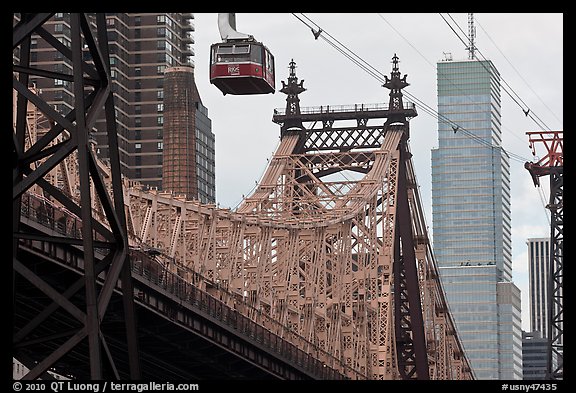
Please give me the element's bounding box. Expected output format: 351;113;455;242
130;251;366;380
19;192;111;246
136;249;370;380
273;102;416;116
18;190;367;380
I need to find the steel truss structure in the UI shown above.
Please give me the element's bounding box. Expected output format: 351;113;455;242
525;131;563;380
14;18;473;378
126;57;473;379
12;13;140;379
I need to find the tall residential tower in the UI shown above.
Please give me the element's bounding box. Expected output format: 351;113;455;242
23;13;215;202
431;53;522;379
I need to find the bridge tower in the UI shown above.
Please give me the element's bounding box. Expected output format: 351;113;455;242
12;13;140;379
264;56;468;379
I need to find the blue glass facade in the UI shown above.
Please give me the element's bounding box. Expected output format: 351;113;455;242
432;59;522;379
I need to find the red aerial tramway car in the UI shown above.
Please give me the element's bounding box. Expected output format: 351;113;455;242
209;13;275;95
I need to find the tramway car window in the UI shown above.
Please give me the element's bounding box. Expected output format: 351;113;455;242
211;47;217;64
252;46;262;64
266;50;273;73
233;44;250;54
217;46;233;55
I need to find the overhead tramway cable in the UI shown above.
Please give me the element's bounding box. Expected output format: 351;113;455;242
292;13;383;82
378;13;530;158
438;14;549;142
441;13;555;132
380;13;532;149
476;19;563;129
292;13;532;164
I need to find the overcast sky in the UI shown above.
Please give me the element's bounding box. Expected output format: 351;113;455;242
190;13;563;330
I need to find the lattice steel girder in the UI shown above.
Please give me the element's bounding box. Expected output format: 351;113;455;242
20;48;474;378
548;168;563;379
524;130;563;380
12;13;139;379
124;125;473;379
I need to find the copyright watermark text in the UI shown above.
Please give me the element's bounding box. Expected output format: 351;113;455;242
13;382;199;392
502;384;558;391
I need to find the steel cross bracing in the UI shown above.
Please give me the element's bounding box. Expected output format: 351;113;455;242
127;57;472;379
525;131;563;380
12;13;140;380
14;28;473;379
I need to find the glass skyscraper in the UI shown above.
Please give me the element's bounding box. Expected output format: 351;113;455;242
431;58;522;379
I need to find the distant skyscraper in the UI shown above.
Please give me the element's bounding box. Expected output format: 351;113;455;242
22;13;215;201
527;237;562;376
522;330;548;380
431;56;522;379
527;238;552;339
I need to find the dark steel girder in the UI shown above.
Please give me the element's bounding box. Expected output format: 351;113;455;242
12;13;140;379
547;168;563;380
393;136;429;380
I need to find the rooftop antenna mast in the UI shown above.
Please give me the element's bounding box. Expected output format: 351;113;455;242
467;13;476;60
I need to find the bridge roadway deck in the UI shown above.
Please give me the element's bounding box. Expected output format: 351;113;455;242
14;217;348;380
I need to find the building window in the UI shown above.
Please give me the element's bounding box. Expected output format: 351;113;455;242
157;116;163;125
157;142;163;150
157;90;164;100
157;65;165;74
135;143;142;150
58;36;71;48
157;103;163;112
